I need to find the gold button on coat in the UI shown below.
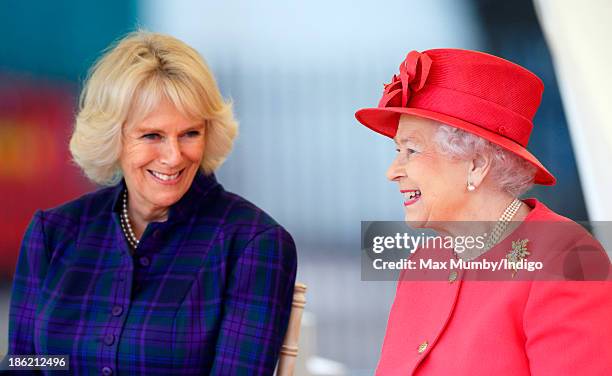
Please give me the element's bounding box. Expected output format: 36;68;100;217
417;341;428;354
448;270;458;283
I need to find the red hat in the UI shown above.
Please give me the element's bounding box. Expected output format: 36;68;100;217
355;48;556;185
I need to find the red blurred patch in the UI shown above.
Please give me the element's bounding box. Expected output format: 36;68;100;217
0;74;92;278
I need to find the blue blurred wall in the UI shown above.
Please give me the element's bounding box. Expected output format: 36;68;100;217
0;1;137;81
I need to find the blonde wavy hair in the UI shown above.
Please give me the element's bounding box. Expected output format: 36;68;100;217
70;31;238;186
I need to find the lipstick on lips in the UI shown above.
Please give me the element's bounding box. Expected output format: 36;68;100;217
401;189;422;206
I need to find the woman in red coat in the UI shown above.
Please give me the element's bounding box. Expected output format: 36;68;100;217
355;49;612;375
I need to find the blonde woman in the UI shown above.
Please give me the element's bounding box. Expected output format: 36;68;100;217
5;32;297;375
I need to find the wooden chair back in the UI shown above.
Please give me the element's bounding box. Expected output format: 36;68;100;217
276;283;307;376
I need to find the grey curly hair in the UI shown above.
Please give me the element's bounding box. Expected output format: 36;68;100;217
434;124;536;196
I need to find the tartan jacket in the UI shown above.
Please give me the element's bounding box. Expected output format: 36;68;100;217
5;172;297;375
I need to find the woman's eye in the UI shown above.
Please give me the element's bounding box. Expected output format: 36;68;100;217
185;131;201;138
395;147;416;155
142;133;161;140
396;148;416;155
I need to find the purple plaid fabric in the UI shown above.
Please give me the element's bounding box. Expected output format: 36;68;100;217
4;172;297;375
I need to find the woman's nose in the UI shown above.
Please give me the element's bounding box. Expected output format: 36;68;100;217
386;156;405;182
159;138;182;166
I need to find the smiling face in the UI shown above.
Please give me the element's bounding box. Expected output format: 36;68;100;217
120;98;205;219
387;115;470;227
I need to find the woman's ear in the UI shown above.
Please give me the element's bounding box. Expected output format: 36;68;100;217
467;152;493;189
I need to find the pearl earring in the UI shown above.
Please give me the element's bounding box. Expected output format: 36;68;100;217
467;182;476;191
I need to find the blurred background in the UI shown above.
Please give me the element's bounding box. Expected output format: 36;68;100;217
1;0;610;374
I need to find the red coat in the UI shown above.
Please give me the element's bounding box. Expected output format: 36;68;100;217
376;199;612;375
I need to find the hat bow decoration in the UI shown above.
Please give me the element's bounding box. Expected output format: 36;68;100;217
379;51;432;108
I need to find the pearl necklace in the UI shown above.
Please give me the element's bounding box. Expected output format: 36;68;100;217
119;190;139;249
456;198;522;261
